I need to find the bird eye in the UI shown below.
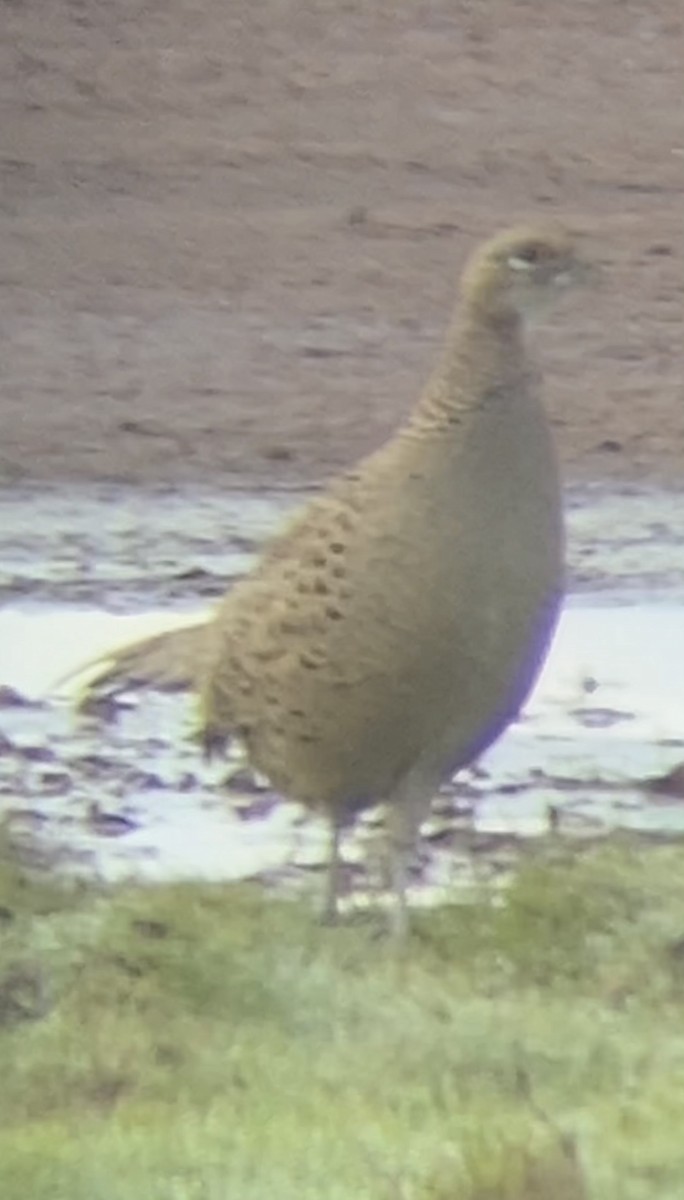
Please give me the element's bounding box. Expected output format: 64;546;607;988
518;243;542;264
507;242;548;272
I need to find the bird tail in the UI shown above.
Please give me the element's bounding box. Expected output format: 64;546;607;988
54;619;211;706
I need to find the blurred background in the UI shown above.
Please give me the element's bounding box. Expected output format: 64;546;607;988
1;0;682;488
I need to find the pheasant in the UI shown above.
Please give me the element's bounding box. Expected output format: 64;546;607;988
72;224;593;934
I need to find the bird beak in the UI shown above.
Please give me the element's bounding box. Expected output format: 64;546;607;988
572;257;602;288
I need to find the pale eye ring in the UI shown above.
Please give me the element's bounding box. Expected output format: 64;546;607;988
507;243;546;272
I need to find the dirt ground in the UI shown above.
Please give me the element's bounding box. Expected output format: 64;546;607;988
1;0;682;490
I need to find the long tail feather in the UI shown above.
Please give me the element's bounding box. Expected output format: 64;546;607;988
54;619;211;701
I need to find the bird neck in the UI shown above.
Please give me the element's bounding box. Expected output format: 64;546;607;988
409;306;530;434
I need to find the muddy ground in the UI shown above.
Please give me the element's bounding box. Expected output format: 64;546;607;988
2;1;684;902
2;0;683;490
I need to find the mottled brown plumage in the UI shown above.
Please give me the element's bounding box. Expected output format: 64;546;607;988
74;224;592;933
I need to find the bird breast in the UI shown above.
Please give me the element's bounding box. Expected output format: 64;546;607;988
205;390;563;809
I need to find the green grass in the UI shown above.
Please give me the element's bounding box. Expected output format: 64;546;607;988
2;834;684;1199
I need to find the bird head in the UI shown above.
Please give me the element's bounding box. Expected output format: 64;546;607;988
461;224;595;323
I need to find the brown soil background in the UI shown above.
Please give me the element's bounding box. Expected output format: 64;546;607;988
1;0;682;490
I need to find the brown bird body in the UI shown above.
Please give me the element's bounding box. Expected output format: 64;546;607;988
73;224;592;932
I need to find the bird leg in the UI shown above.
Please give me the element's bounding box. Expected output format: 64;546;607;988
384;771;433;939
321;814;344;924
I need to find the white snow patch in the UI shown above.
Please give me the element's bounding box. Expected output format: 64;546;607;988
1;598;683;884
2;607;206;699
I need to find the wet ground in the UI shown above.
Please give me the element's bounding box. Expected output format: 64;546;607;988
1;484;683;913
3;480;684;608
3;0;684;912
